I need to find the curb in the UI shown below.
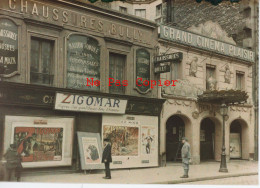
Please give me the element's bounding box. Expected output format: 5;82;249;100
152;172;258;184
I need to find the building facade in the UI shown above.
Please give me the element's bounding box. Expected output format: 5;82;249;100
0;0;165;175
158;24;255;164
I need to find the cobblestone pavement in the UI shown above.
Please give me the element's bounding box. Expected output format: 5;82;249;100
183;175;258;185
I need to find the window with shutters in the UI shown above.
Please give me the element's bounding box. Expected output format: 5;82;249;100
109;53;126;94
30;37;54;85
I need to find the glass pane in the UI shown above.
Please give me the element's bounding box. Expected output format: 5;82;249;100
41;41;52;74
109;53;125;94
30;39;40;73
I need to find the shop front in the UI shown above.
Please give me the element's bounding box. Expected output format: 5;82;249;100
0;81;164;173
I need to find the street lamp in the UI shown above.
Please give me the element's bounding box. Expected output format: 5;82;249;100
219;103;228;172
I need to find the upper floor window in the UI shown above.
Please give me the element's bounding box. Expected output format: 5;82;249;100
30;37;54;85
109;53;126;94
236;71;245;90
171;62;180;80
206;65;216;90
156;4;162;17
135;9;146;19
119;6;127;14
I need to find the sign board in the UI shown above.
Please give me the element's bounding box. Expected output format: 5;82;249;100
154;52;183;64
67;34;100;91
160;25;255;62
77;132;103;170
154;63;171;74
0;18;19;77
135;48;151;93
55;93;127;114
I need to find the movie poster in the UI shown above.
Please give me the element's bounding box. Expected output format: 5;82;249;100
141;126;156;155
103;125;139;156
82;137;101;164
13;127;63;162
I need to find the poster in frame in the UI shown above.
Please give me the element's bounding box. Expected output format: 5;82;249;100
102;114;158;169
4;116;74;168
77;132;103;170
230;133;242;158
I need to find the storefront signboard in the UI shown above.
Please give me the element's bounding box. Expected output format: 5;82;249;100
154;52;183;64
55;92;127;114
160;25;255;63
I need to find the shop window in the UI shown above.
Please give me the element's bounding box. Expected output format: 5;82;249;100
119;6;127;14
109;53;126;94
236;71;245;90
206;65;216;90
156;4;162;17
135;9;146;18
30;37;54;85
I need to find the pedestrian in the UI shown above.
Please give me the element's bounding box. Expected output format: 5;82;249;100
180;137;191;178
4;144;22;182
102;138;112;179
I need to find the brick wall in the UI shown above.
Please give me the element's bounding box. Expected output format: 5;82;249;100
171;0;245;46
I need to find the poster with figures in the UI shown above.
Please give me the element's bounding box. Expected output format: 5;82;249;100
14;127;63;162
82;137;101;164
77;132;103;170
141;126;156;155
103;125;139;156
4;116;74;168
102;115;158;169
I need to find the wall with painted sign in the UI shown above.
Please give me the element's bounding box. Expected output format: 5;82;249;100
67;35;100;91
0;18;18;77
102;114;158;169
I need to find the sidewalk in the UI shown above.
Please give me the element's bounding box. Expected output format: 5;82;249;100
20;160;258;184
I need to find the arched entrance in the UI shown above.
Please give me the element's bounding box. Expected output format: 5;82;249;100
200;118;215;161
229;119;249;159
166;115;186;162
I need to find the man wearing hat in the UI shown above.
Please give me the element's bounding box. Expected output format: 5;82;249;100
180;137;191;178
4;144;22;181
102;138;112;179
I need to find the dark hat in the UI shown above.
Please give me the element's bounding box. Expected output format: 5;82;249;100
104;138;110;142
182;137;188;141
10;144;17;149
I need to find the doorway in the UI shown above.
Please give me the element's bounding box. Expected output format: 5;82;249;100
200;118;215;161
166;115;185;162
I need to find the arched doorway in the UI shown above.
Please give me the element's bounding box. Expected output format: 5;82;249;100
166;115;185;162
200;118;215;161
229;119;249;159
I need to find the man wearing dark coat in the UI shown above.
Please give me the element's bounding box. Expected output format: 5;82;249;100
4;144;22;181
102;138;112;179
180;137;191;178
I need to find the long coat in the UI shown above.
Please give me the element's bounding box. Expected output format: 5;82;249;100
181;142;191;164
4;148;22;169
102;144;112;163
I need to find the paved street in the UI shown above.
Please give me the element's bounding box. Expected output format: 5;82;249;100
184;175;258;185
17;160;258;184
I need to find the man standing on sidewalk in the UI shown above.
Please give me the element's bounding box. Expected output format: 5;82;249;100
102;138;112;179
180;137;191;178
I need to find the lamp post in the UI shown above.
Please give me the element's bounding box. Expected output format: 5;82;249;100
219;103;228;172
